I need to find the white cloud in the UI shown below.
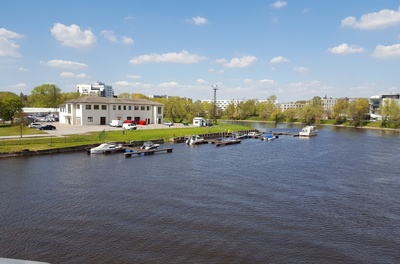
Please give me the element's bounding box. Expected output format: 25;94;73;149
101;30;117;42
328;43;364;55
293;66;310;74
372;44;400;59
271;1;287;8
18;67;29;71
47;60;88;69
341;7;400;30
191;16;208;25
14;83;27;88
60;72;88;78
115;81;142;87
158;82;179;88
51;23;96;48
122;36;134;44
101;30;134;44
197;79;207;84
129;50;207;64
0;28;23;57
259;79;276;85
270;56;289;64
217;55;257;68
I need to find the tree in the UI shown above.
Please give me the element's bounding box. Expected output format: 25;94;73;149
59;92;81;103
331;98;349;124
0;92;24;124
28;84;62;107
380;98;400;128
283;108;298;123
299;97;324;125
118;93;131;99
347;98;369;127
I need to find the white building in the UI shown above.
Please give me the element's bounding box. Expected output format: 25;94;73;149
59;97;164;125
279;102;305;111
201;99;269;111
370;93;400;120
77;81;114;97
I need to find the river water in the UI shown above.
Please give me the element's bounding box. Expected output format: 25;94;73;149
1;123;400;264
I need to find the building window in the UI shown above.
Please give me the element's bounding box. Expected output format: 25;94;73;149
113;105;116;110
158;107;162;114
86;105;91;110
102;105;107;110
128;106;131;110
118;105;121;110
94;105;99;110
123;105;126;110
68;104;71;114
134;106;139;110
77;104;80;110
140;106;145;111
147;106;150;111
88;117;93;122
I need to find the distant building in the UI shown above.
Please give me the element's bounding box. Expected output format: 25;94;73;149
59;97;164;125
77;81;114;97
201;99;268;111
279;102;305;112
370;93;400;121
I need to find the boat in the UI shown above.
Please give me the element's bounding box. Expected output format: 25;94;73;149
90;142;122;154
247;131;261;138
261;132;277;141
233;132;247;139
186;135;205;145
215;137;242;147
299;126;317;137
140;141;160;150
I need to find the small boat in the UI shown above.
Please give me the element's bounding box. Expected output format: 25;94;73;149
141;141;160;150
247;131;261;138
186;135;205;145
261;132;277;141
90;142;122;154
299;126;317;137
233;132;247;139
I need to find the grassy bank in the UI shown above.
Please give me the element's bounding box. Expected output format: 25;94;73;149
0;123;250;153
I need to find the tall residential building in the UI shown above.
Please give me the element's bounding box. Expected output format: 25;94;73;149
370;93;400;120
77;81;114;97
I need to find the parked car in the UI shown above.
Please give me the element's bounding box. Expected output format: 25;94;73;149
39;125;56;130
29;123;42;129
122;123;137;130
164;121;174;127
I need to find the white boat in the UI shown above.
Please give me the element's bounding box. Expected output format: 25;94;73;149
247;131;261;137
186;135;205;145
90;142;122;154
140;141;160;150
299;126;317;137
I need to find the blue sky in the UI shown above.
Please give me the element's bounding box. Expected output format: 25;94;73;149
1;0;400;102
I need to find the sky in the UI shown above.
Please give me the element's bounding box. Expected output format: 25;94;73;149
1;0;400;103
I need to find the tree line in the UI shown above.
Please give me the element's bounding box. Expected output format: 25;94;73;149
2;84;400;129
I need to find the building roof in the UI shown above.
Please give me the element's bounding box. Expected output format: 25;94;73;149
63;96;164;106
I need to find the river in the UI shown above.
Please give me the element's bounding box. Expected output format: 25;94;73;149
1;123;399;263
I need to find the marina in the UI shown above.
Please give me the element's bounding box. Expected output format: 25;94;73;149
1;124;400;263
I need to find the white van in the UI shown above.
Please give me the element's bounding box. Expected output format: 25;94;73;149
109;120;123;127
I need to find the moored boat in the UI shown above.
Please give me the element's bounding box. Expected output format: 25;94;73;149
90;142;122;154
140;141;161;150
299;126;317;137
186;135;205;145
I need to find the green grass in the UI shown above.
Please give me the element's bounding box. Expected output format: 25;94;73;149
0;125;45;136
0;123;250;153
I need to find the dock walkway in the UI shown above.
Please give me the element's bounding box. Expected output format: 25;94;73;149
124;147;173;158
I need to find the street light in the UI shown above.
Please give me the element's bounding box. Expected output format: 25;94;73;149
211;85;218;124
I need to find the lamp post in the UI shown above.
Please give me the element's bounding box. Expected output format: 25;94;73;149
211;85;218;124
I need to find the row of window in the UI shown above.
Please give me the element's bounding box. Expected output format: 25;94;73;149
79;104;152;111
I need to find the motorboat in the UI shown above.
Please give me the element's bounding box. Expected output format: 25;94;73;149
233;132;247;139
186;135;205;145
247;131;261;138
261;132;277;141
90;142;122;154
299;126;317;137
141;141;160;150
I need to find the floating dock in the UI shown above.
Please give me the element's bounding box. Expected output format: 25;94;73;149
123;147;173;158
215;140;242;147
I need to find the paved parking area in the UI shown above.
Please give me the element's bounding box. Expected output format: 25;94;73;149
1;122;192;139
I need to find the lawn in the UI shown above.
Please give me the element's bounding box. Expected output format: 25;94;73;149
0;123;251;153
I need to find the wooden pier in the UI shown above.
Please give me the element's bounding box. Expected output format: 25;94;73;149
215;140;242;147
123;147;173;158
